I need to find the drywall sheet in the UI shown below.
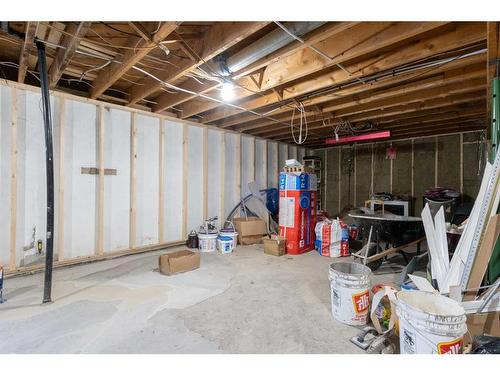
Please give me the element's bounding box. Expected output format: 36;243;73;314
355;144;372;207
163;120;183;241
326;148;340;215
278;143;288;170
413;138;436;213
187;125;204;232
372;142;391;194
267;141;278;188
241;136;255;196
289;145;298;160
438;134;460;190
64;99;97;259
255;138;267;189
135;114;159;246
0;86;12;266
207;129;222;225
103;108;131;252
224;133;239;219
392;140;412;196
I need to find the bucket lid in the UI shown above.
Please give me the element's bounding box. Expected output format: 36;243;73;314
217;235;232;241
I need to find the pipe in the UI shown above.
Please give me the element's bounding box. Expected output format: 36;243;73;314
206;22;325;76
36;40;55;304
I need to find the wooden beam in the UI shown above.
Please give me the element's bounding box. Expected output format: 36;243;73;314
128;22;270;106
90;22;180;99
48;22;92;88
151;22;358;113
191;22;484;124
18;22;38;83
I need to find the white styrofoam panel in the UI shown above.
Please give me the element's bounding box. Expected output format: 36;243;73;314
187;125;204;232
103;108;131;252
207;129;222;226
267;141;278;188
135;114;159;247
64;99;97;258
288;145;298;161
163;120;183;241
240;136;255;196
298;147;306;163
224;133;239;219
278;143;288;171
255;138;267;189
0;86;12;266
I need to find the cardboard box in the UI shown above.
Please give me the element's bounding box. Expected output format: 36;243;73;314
464;312;500;345
263;235;286;256
233;217;267;245
158;250;200;275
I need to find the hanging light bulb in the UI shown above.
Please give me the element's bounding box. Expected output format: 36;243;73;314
221;82;235;101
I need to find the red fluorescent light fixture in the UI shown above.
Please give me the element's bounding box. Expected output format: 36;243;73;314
325;130;391;145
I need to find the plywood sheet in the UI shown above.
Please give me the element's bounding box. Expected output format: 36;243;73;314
164;120;183;241
135;114;159;246
103;108;131;252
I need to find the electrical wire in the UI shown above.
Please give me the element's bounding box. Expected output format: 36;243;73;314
290;102;308;144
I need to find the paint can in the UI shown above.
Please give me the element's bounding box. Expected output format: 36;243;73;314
197;231;217;252
329;261;371;326
219;221;238;249
217;235;234;254
395;290;467;354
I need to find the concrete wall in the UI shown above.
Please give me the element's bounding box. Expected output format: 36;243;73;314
0;81;307;272
314;131;486;217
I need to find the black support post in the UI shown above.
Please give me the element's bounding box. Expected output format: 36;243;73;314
36;40;55;304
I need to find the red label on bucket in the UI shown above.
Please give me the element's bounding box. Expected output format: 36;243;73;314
437;338;463;354
352;290;370;315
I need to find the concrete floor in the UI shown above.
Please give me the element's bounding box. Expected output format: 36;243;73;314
0;244;417;354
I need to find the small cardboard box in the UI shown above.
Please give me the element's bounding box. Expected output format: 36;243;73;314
233;217;267;245
262;235;286;256
159;250;200;276
464;312;500;345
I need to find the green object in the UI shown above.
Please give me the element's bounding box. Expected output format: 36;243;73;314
488;77;500;284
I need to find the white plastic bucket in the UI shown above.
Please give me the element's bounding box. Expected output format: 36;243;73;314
198;232;217;252
217;235;234;254
396;290;467;354
329;262;371;326
220;221;238;248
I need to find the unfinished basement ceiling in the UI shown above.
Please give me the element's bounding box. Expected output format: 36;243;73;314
0;21;488;146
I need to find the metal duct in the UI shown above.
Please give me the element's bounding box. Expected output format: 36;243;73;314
205;21;326;76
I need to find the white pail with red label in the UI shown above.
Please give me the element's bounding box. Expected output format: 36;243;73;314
329;262;371;326
396;290;467;354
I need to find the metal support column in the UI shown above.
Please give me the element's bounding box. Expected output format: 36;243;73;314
36;40;55;304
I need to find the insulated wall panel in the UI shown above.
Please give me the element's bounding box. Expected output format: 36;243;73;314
255;139;267;189
207;129;222;226
355;144;372;207
64;99;97;258
339;146;354;211
297;147;306;163
224;133;239;219
103;108;131;252
278;143;288;170
267;141;278;188
438;134;461;190
187;125;204;232
0;86;12;267
163;120;183;241
373;142;391;194
413;138;436;213
325;148;339;215
241;136;255;196
289;145;298;160
392;140;412;196
135;114;159;246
